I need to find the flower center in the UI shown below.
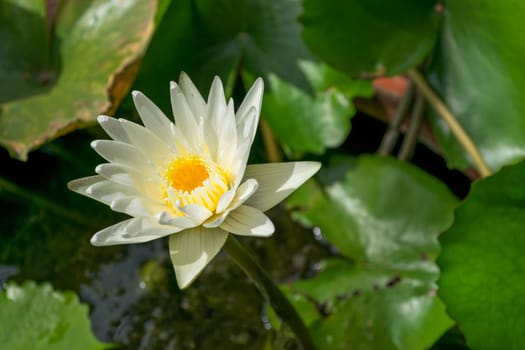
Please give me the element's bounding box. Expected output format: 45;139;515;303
165;156;209;192
162;155;230;214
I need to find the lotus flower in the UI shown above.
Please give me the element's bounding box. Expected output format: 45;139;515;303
68;74;320;288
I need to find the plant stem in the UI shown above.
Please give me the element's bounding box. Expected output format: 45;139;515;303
223;235;315;350
260;119;282;163
378;82;414;156
399;92;425;161
407;69;492;177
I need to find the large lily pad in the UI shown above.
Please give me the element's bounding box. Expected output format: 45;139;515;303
262;62;373;157
300;0;440;76
285;155;457;349
0;281;110;349
0;0;157;160
438;161;525;349
428;1;525;172
134;0;312;111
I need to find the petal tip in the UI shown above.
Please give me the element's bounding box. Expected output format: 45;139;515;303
90;234;101;246
97;115;110;124
254;77;264;90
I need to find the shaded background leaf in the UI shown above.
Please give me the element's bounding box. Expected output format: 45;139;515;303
285;155;456;349
0;0;157;160
262;62;373;157
301;0;440;76
428;0;525;171
134;0;312;113
438;160;525;350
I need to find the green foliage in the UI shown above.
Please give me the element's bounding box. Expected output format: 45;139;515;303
286;155;456;349
0;0;156;160
2;0;525;348
428;1;525;171
134;0;312;113
0;281;110;350
263;62;373;156
301;0;440;76
438;161;525;350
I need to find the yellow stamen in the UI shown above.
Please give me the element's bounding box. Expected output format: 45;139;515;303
165;156;209;192
162;155;230;214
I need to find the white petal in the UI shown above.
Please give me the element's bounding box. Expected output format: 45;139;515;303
132;90;175;145
97;115;130;143
157;211;196;229
170;81;200;147
217;99;237;167
69;176;164;216
179;72;206;119
95;162;162;201
230;136;253;187
177;204;213;224
236;78;264;137
90;217;177;246
110;196;165;217
220;205;274;237
91;140;145;168
68;175;104;195
119;118;170;166
206;77;230;158
207;76;227;133
203;178;258;228
169;227;228;289
95;163;133;186
243;162;321;212
215;188;236;214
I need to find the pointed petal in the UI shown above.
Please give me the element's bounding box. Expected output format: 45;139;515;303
157;211;196;229
179;72;206;119
215;188;236;214
217;99;237;166
220;205;274;236
244;162;321;211
68;175;105;194
69;176;164;216
236;106;257;143
170;81;200;147
236;78;264;135
132;90;175;145
95;162;162;200
204;178;258;228
97;115;130;143
169;227;228;289
230;136;253;187
207;76;227;132
119;118;170;165
90;140;145;168
91;217;177;246
206;77;230;156
95;163;134;187
177;204;213;224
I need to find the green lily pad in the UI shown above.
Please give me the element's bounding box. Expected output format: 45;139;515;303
428;1;525;172
285;155;457;349
262;62;373;157
0;281;110;350
438;161;525;349
134;0;312;111
0;0;157;160
300;0;440;76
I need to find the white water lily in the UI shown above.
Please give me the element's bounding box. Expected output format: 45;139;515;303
68;73;320;289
